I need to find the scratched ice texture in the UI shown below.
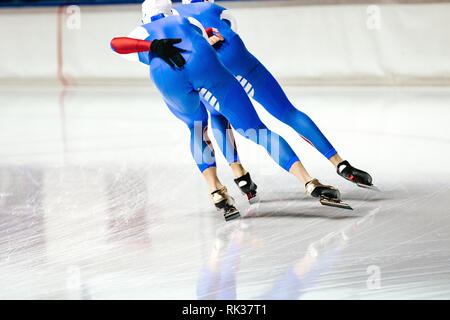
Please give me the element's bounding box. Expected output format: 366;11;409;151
0;86;449;299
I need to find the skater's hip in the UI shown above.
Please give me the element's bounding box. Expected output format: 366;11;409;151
217;36;260;76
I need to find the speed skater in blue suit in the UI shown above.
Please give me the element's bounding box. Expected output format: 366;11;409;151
111;0;356;220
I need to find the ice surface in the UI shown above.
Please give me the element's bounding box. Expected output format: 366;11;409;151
0;86;449;299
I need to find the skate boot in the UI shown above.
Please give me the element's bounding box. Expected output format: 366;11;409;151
211;187;241;221
305;178;352;210
234;172;258;203
337;160;378;190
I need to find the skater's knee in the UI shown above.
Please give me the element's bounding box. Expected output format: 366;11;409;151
281;107;314;127
280;106;300;121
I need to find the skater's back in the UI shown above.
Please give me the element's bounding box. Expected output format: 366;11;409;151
175;2;237;41
175;1;257;73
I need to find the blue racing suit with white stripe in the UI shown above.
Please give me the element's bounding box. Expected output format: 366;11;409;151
120;14;301;172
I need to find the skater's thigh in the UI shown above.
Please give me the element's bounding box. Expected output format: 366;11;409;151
165;96;207;128
216;79;266;131
191;51;266;131
219;36;259;77
151;63;201;117
243;61;294;120
207;100;230;131
190;52;235;97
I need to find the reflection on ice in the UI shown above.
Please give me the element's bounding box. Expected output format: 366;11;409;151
197;209;378;300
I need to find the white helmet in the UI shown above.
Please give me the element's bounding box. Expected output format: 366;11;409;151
142;0;173;24
182;0;214;4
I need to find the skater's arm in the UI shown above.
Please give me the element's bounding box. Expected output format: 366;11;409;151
109;26;150;63
110;36;186;68
110;37;152;54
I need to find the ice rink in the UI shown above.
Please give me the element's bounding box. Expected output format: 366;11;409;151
0;85;449;299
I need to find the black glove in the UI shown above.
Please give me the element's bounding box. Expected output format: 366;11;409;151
150;38;186;68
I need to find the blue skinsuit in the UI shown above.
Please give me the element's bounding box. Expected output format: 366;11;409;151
134;15;300;172
175;2;338;160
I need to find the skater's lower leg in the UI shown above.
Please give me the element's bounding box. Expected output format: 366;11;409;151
230;162;247;179
244;64;337;159
208;112;256;199
203;104;257;200
202;167;224;193
329;153;344;169
288;161;314;185
203;167;240;220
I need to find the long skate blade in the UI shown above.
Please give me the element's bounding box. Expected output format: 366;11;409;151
320;198;353;210
356;183;380;192
225;212;241;221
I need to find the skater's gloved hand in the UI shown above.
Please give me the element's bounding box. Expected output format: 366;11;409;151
150;38;186;68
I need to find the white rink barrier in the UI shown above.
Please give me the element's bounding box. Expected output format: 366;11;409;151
0;2;449;86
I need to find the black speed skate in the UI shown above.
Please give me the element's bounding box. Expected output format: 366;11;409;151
211;187;241;221
337;160;378;191
234;172;258;203
305;179;353;210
